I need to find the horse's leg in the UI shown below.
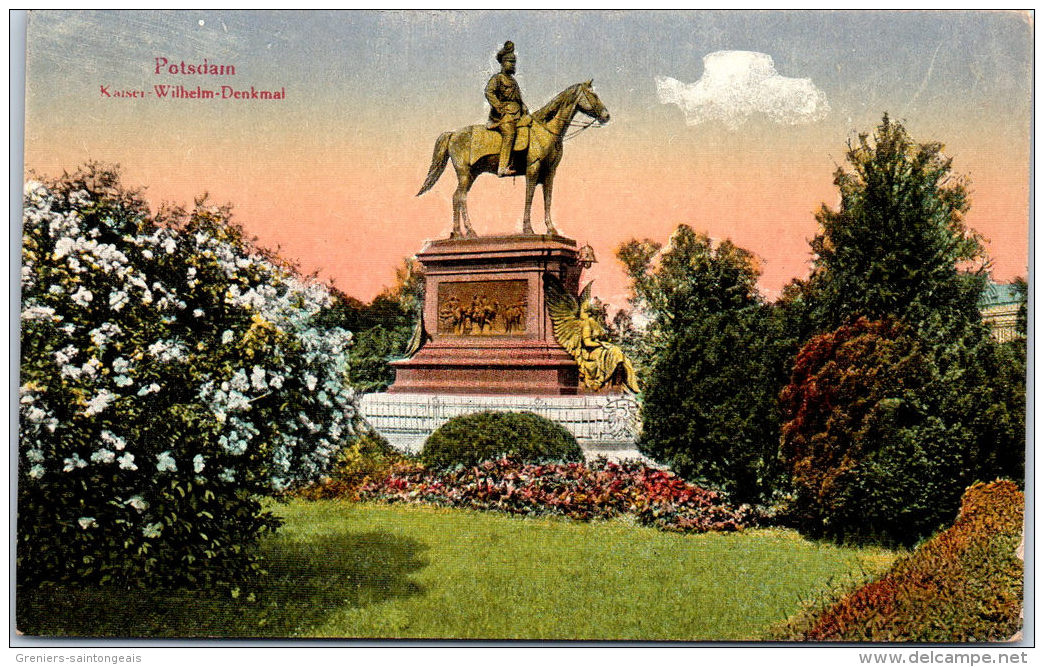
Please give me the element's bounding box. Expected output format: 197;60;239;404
451;178;463;239
453;167;476;238
522;161;539;234
447;130;479;238
461;167;478;237
451;182;466;238
446;149;464;238
542;166;557;236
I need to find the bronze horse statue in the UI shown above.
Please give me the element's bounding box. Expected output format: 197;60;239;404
417;81;610;237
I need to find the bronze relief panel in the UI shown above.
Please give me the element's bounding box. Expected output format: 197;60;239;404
437;280;527;336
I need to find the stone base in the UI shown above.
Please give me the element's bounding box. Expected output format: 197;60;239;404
387;234;586;396
389;341;579;395
359;392;648;463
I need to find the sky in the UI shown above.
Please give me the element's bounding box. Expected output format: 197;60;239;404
22;10;1032;308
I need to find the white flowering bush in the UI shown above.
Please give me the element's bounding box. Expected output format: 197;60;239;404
18;165;356;589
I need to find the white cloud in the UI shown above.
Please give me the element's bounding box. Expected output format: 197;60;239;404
656;51;830;130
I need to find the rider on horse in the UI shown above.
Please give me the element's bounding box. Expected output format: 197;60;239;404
486;41;528;177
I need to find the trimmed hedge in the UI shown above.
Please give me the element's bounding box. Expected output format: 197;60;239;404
421;411;583;468
773;480;1024;642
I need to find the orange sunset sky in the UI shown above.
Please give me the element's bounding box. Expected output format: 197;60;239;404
22;10;1031;309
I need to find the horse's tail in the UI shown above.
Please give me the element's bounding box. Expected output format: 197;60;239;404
417;131;453;196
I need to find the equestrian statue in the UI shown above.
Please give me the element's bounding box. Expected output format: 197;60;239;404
417;41;611;238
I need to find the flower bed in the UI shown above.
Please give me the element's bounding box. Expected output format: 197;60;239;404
358;457;752;534
773;479;1024;642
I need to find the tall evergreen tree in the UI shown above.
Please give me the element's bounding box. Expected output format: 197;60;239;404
780;115;1024;543
810;113;989;338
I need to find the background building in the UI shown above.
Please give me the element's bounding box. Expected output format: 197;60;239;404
980;280;1024;343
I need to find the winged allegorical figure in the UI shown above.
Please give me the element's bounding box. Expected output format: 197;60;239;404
544;275;640;393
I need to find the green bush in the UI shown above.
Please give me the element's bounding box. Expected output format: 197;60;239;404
779;318;1020;546
774;480;1024;641
421;411;583;468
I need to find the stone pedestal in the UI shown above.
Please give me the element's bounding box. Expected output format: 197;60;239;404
368;233;644;460
388;234;585;395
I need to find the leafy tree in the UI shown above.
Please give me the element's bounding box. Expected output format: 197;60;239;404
615;238;666;377
610;308;640;348
780;316;1023;545
810;118;1020;430
619;225;791;504
809;113;989;338
779;116;1025;543
321;258;422;392
808;115;1022;467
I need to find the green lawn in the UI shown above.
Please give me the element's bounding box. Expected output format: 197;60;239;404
18;501;896;640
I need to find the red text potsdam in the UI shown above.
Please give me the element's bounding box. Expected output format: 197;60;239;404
154;57;236;76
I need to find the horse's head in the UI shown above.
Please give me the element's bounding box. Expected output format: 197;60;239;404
577;80;610;124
